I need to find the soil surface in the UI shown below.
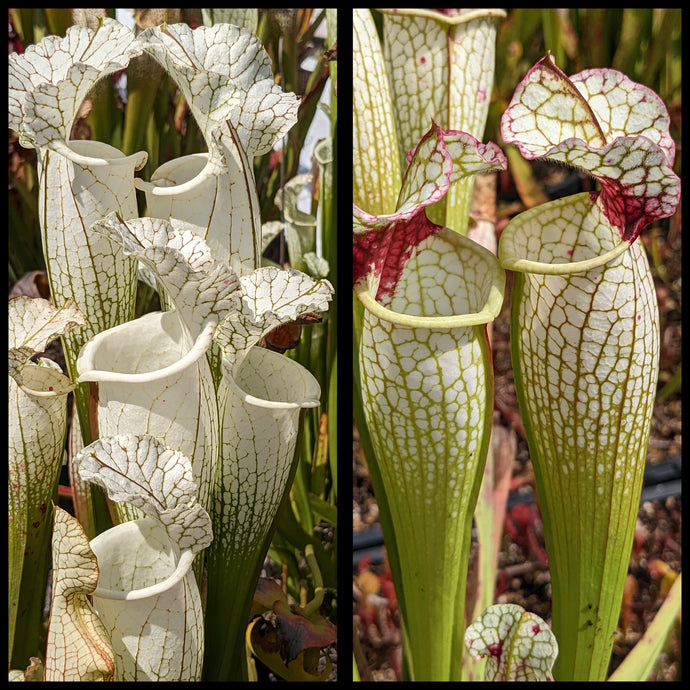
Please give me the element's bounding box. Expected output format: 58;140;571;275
352;186;682;682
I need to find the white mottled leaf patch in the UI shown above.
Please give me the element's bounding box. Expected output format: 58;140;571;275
45;507;115;682
93;214;240;341
353;122;506;299
501;53;680;242
215;266;334;372
139;23;299;157
73;434;212;554
9;18;141;148
465;604;558;681
8;297;85;395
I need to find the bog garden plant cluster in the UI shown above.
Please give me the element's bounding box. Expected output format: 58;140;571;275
353;7;680;683
9;9;337;682
7;7;681;684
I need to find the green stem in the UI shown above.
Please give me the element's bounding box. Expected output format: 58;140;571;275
9;481;58;669
301;544;324;618
122;57;166;158
607;573;681;681
352;292;409;677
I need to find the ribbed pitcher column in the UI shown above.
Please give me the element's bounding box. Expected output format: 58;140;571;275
499;194;660;680
38;141;144;324
357;228;504;680
8;297;85;666
89;518;203;681
8;19;146;438
214;346;321;570
203;345;321;681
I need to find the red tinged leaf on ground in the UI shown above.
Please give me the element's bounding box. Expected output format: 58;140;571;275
248;577;336;680
271;600;337;663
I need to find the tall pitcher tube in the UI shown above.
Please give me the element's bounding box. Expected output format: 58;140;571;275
8;18;146;436
39;141;146;435
499;194;660;680
203;345;321;680
89;518;204;681
76;311;218;520
357;228;504;680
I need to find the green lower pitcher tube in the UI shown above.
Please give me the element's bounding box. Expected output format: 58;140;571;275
357;228;504;680
499;194;660;680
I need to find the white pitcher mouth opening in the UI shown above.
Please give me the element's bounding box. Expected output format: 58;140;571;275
225;346;321;410
51;139;148;171
134;153;213;196
356;228;505;329
77;312;214;384
499;192;631;275
90;518;195;601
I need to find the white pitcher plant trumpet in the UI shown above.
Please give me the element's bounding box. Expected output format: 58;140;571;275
8;18;148;439
205;264;332;679
498;53;680;681
77;215;239;522
134;22;301;276
72;434;213;681
77;212;333;680
353;122;507;681
9;297;85;666
376;8;506;232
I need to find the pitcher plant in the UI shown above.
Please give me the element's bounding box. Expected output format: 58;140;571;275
134;21;300;277
9;297;85;667
353;7;510;681
377;8;506;233
8;18;147;441
79;209;333;680
354;116;507;679
76;215;238;523
72;434;213;681
353;8;680;684
498;53;680;681
43;506;114;682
